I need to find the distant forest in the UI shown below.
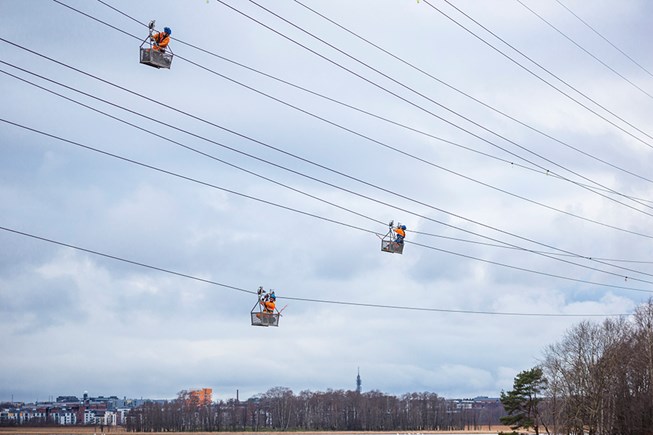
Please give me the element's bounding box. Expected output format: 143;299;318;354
125;389;504;432
127;299;653;434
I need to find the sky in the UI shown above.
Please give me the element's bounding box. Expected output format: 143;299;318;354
1;0;653;404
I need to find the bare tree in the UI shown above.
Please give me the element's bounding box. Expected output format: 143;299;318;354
541;314;635;434
124;384;499;432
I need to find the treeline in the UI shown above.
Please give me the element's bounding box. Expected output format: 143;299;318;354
537;299;653;435
125;389;504;432
498;299;653;435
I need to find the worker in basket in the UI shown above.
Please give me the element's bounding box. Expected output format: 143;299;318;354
394;224;407;245
262;291;276;313
151;26;172;52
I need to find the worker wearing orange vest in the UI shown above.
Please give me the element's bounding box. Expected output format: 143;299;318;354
151;27;172;52
394;225;406;244
262;291;276;313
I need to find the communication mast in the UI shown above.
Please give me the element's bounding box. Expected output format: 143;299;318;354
356;367;362;393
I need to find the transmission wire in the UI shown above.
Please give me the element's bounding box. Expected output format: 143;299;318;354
4;117;653;292
5;13;653;279
427;0;653;147
213;0;653;216
290;0;653;187
50;1;653;216
94;0;653;195
515;0;653;100
0;225;631;317
555;0;653;80
13;3;653;272
5;58;653;283
7;64;652;267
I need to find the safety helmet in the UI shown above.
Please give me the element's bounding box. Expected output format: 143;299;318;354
164;27;172;35
401;225;406;230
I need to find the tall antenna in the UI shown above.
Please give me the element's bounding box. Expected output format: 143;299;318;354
356;367;362;393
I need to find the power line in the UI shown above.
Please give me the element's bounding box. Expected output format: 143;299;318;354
0;225;634;317
555;0;653;80
54;0;652;252
4;117;653;292
93;0;653;195
290;0;653;188
410;231;653;265
426;0;653;148
49;1;653;217
4;8;653;279
6;58;653;284
0;228;255;296
515;0;653;100
7;2;642;282
6;56;653;248
0;118;376;236
96;0;144;28
0;0;640;320
213;0;653;217
6;68;653;286
0;67;385;229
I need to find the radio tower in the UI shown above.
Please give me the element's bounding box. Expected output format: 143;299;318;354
356;367;362;393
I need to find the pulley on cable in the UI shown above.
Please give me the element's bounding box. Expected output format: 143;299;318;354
379;220;407;254
140;20;174;69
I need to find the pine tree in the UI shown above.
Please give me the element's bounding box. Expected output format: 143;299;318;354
500;367;548;435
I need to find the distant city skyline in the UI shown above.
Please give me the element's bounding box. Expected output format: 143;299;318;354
1;390;503;430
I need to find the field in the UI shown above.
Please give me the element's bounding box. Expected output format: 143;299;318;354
0;427;526;435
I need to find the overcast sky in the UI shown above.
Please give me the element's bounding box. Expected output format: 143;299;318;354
2;0;653;404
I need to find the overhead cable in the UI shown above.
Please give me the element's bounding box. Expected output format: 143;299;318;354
5;57;653;248
5;11;653;277
291;0;653;187
51;1;653;216
4;117;653;291
213;0;653;216
555;0;653;80
0;225;637;317
428;0;653;147
95;0;653;191
515;0;653;100
5;60;653;283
